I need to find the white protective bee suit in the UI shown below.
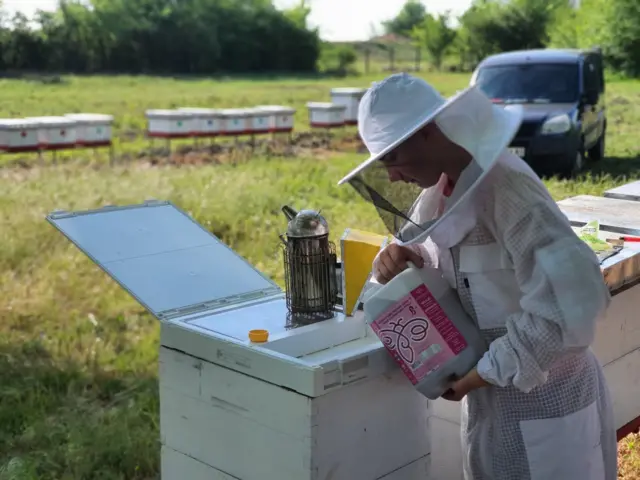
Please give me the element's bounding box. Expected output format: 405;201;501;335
339;73;617;480
410;153;618;480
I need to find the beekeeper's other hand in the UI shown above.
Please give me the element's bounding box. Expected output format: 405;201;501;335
373;243;424;285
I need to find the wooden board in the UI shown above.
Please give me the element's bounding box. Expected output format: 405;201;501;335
159;346;431;480
558;195;640;235
571;226;640;294
604;180;640;202
162;446;431;480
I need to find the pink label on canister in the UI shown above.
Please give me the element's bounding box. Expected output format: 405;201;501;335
369;284;468;385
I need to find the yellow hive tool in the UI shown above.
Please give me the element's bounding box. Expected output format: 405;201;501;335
340;228;390;316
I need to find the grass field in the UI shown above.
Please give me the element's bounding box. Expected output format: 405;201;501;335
1;71;640;480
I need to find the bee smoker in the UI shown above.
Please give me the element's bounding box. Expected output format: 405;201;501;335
280;205;339;326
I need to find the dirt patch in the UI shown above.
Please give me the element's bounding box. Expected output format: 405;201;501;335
0;132;366;172
136;132;365;167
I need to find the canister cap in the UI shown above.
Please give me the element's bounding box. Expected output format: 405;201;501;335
248;329;269;343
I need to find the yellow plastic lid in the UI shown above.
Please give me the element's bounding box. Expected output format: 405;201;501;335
248;329;269;343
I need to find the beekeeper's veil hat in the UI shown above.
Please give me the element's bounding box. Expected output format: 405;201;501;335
337;73;523;246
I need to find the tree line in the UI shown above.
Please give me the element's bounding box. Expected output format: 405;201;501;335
0;0;320;74
383;0;640;76
0;0;639;76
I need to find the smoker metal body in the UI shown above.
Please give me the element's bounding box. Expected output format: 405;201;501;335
281;206;339;325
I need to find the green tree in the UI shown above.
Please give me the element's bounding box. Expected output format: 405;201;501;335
382;0;427;37
412;12;457;70
0;0;321;74
606;0;640;76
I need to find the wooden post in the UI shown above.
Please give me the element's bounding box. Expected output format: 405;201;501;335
364;47;370;75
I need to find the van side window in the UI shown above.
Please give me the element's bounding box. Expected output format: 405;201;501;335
583;58;600;94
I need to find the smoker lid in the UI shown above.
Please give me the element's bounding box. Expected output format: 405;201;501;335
46;200;282;320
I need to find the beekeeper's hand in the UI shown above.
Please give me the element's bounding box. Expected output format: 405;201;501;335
373;243;424;285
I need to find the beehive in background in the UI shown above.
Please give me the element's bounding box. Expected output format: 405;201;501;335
330;88;367;126
220;109;251;136
0;118;40;153
178;108;224;137
28;116;78;150
145;109;194;138
255;105;296;133
65;113;114;147
340;228;389;316
307;102;346;129
246;108;271;135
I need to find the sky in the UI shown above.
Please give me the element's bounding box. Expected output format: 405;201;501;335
3;0;474;42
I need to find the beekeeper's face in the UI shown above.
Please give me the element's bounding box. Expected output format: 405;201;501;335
381;123;452;189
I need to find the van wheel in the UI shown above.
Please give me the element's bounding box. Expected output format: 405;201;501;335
561;149;585;179
588;132;605;162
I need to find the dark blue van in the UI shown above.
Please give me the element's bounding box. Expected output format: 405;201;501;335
470;48;606;178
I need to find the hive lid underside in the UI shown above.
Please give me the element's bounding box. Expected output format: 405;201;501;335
47;201;282;320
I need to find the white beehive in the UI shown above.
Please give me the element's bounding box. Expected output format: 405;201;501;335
145;110;194;138
307;102;347;129
330;88;368;125
27;116;78;150
177;108;224;137
255;105;296;133
219;109;251;136
46;200;433;480
0;118;40;152
245;108;271;135
64;113;114;147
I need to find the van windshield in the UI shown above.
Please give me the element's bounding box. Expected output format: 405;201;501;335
475;63;580;104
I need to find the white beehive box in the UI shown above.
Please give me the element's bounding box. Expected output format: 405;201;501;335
307;102;346;129
145;110;194;138
245;108;271;135
330;88;368;125
27;116;78;150
255;105;296;133
64;113;114;147
177;108;224;137
46;200;433;480
219;109;251;136
0;118;40;152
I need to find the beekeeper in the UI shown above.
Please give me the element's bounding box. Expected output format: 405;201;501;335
338;73;617;480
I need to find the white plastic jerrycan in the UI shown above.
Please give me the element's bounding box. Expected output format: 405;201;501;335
364;262;487;400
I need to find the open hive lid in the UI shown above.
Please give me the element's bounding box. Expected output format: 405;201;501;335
46;200;370;371
46;200;283;322
64;113;114;124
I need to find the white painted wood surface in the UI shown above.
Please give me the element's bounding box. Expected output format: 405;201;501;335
162;445;431;480
159;346;430;480
604;180;640;202
558;195;640;235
